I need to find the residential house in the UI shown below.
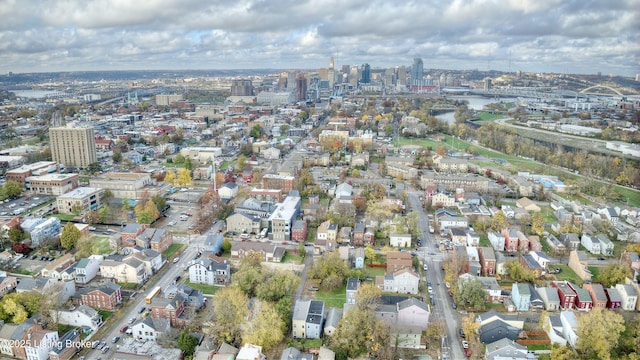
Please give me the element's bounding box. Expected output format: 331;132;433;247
528;284;545;310
390;325;422;349
479;247;496;276
49;329;80;360
516;231;529;252
0;276;17;297
377;268;420;294
74;255;103;284
351;247;365;269
136;227;173;253
120;223;149;247
478;319;521;344
559;233;580;251
484;338;529;360
386;252;413;274
50;305;103;331
511;283;531;311
449;227;468;245
596;233;614;256
389;234;411;248
24;329;59;360
352;222;365;246
236;344;264;360
568;250;592;282
488;232;506;252
128;248;163;275
230;242;285;262
516;197;541;212
396;297;430;330
567;282;593;311
581;234;601;255
364;226;375;245
582;283;608;309
130;317;170;342
0;319;42;358
323;308;343;337
338;226;351;244
334;183;352;199
280;347;313;360
621;251;640;278
478;276;503;302
345;278;360;306
529;251;550;271
16;278;75;304
188;258;231;286
218;182;239;200
466;231;480;247
520;253;544;278
150;293;186;328
165;284;204;310
552;281;577;310
40;253;76;279
71;281;122;310
501;228;519;253
226;212;262;235
605;287;622;309
291;220;307;242
615;284;638;311
99;257;148;284
560;311;578;348
543;315;567;346
292;300;325;339
528;235;542;252
437;214;468;230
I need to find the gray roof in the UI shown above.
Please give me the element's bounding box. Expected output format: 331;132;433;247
484;338;527;359
324;308;342;330
606;287;622;302
293;300;311;322
479;319;521;344
346;278;360;291
397;297;430;313
122;223;145;234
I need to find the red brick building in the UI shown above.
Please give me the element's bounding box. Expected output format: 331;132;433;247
121;223;150;247
71;282;122;310
552;281;577;310
478;247;496;276
151;293;186;328
262;174;295;193
291;220;307;242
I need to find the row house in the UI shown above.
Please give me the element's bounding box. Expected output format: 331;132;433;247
136;227;173;253
165;284;204;310
552;281;576;310
230;242;285;262
605;287;622;309
339;226;352;244
291;220;308;242
25;329;59;360
0;318;43;359
352;222;365;246
559;233;580;251
40;253;76;279
500;228;519;253
376;269;420;294
512;283;531;311
386;252;413;275
74;255;103;284
99;257;148;284
478;276;502;302
151;293;187;328
71;281;122;310
188;258;231;286
0;276;17;298
488;232;506;252
51;305;103;331
292;300;325;339
120;223;149;247
536;287;561;311
126;248;163;275
374;297;431;332
615;284;638;311
582;283;608;309
130;317;170;342
478;247;496;276
49;329;80;360
567;282;593;311
528;235;542;252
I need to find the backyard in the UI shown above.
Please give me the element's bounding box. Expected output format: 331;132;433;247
314;285;346;308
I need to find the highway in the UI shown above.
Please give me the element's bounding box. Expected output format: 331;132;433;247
407;191;464;360
85;221;225;359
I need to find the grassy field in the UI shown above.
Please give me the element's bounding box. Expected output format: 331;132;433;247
98;310;114;320
282;252;303;263
476;111;503;121
365;266;386;277
315;285;346;308
554;264;583;285
90;236;113;254
162;243;185;259
185;280;221;295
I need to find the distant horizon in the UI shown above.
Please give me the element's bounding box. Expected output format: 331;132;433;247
1;1;637;78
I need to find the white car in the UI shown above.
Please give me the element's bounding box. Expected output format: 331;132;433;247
173;257;180;263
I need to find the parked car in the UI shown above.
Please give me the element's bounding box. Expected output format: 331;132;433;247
138;307;145;314
173;257;180;263
102;345;110;353
120;325;128;333
462;340;469;349
129;317;136;324
459;328;466;338
308;286;319;291
112;336;120;343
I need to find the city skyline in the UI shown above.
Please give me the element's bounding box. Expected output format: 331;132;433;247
0;0;638;77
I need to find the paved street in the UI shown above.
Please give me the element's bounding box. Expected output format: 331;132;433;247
408;191;464;360
85;221;224;359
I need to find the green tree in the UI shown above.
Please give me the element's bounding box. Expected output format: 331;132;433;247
456;278;487;310
506;261;536;283
249;125;262;139
364;246;376;264
531;212;544;235
236;154;247;170
70;203;84;216
176;168;192;186
165;170;176;184
112;152;123;163
490;211;509;231
596;263;632;287
309;250;350;290
175;154;185;164
98;206;110;223
221;238;232;253
204;286;248;346
8;224;26;243
152;194;166;213
331;306;391;358
144;200;160;221
87;162;102;174
177;330;198;358
255;270;300;302
60;222;82;249
3;180;22;198
243;300;285;351
576;308;625;360
356;282;382;309
550;345;574;360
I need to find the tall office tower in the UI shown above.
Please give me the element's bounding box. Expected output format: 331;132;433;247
318;68;329;81
50;126;97;169
295;73;307;102
360;63;371;84
396;66;407;86
287;71;297;90
329;57;334;71
411;57;424;85
230;80;254;96
277;74;288;89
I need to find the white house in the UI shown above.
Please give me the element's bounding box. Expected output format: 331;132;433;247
188;258;231;286
581;234;601;255
74;255;103;284
529;251;550;270
261;147;281;160
438;215;468;230
596;234;614;256
615;284;638;311
466;231;480;246
51;305;103;331
378;269;420;294
24;330;59;360
218;182;239;200
130;317;170;342
334;183;353;199
560;310;578;348
389;234;412;248
488;232;506;251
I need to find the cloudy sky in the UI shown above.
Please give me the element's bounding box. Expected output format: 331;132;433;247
1;0;638;76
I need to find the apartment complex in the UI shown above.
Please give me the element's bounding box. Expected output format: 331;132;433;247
27;173;78;195
155;94;184;106
49;126;97;168
56;187;103;215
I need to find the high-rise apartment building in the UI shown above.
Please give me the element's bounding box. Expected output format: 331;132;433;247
411;58;424;85
230;80;254;96
295;74;307;102
360;63;371;84
50;126;97;169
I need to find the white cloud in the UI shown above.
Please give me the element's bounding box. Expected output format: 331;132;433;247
0;0;636;75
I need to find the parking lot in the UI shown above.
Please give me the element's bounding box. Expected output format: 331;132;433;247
0;194;55;218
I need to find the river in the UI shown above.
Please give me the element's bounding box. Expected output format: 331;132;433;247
435;95;517;124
